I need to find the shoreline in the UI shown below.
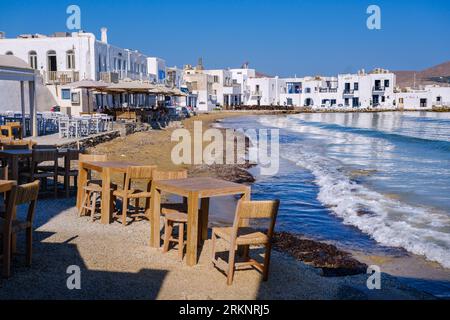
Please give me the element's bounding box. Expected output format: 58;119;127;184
88;111;448;298
210;112;450;297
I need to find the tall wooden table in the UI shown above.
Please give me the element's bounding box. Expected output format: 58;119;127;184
0;148;80;181
76;161;139;224
150;177;251;266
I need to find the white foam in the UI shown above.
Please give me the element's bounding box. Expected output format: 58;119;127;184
258;115;450;269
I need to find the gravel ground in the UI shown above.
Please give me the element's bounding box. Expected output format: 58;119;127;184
0;198;433;300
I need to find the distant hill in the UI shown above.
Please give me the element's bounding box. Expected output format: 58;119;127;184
394;61;450;88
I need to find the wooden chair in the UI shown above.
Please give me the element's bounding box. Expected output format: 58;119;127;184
21;150;58;197
78;154;107;219
113;165;156;226
0;180;40;277
2;143;29;150
211;200;280;285
152;170;190;260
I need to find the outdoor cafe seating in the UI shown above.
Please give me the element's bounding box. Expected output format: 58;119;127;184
0;141;81;197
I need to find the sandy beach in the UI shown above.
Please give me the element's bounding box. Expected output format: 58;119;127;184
0;111;441;300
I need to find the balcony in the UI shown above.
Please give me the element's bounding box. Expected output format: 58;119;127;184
343;89;355;96
320;88;338;93
251;91;262;97
373;86;386;93
100;72;119;83
46;71;79;85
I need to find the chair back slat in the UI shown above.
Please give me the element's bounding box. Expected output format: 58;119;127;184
2;144;29;150
32;149;58;163
236;200;280;220
66;149;80;161
15;180;40;206
232;200;280;239
127;166;156;180
152;169;188;181
79;154;107;162
32;145;57;150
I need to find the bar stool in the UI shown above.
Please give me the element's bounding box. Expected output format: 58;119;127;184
77;154;107;221
152;169;188;260
162;206;188;261
78;184;101;221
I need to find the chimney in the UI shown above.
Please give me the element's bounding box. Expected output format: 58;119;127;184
101;27;108;44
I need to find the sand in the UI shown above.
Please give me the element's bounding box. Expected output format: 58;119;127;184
0;111;437;299
0;197;431;300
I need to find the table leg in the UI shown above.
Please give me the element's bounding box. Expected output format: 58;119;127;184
186;192;200;266
76;165;87;210
100;168;111;224
200;198;210;242
149;187;161;248
11;155;19;181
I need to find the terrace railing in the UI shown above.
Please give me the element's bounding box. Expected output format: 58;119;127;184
100;71;119;83
343;89;355;96
320;88;338;93
46;71;79;85
373;86;386;93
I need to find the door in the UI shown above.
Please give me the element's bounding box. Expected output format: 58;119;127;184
420;99;427;108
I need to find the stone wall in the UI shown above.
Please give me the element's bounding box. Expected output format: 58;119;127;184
56;130;121;150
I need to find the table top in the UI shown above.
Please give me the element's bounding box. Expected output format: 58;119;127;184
154;177;250;198
0;180;16;193
81;161;140;172
0;148;79;157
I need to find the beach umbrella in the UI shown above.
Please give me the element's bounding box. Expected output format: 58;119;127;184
65;79;109;113
106;81;157;109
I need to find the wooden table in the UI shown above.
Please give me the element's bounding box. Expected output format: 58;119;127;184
76;161;139;224
150;177;251;266
0;148;78;181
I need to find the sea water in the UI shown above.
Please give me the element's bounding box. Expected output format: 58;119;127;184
220;112;450;295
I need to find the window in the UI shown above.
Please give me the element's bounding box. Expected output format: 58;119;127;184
71;92;80;105
354;83;359;91
28;51;38;69
213;76;219;83
66;50;75;69
381;96;386;102
384;80;390;88
61;89;71;100
305;88;311;93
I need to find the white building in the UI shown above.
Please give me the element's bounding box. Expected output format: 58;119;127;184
0;28;149;115
183;64;215;112
230;68;256;105
245;77;286;106
147;57;166;84
396;85;450;110
278;69;396;109
203;69;241;107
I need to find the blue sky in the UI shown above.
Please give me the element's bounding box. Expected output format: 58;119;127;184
1;0;449;76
